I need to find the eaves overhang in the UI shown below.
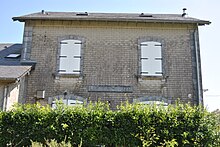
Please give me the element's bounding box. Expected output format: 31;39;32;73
0;78;17;83
12;12;211;26
0;66;32;83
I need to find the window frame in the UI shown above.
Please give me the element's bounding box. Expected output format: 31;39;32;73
56;35;85;77
138;37;165;78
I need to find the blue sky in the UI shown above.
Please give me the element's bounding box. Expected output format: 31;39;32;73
1;0;219;111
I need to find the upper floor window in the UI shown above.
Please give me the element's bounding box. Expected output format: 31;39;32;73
59;39;82;74
140;41;162;76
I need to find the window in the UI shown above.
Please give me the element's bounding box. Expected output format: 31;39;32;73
140;41;162;76
59;39;81;74
137;101;168;106
48;94;86;108
133;96;170;106
52;100;83;108
5;54;21;58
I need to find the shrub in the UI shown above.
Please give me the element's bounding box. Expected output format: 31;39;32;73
31;139;73;147
0;101;219;146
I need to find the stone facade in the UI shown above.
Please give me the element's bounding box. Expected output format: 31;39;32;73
20;19;203;108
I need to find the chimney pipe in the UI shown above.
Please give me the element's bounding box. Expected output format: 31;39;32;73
182;8;187;17
41;10;45;14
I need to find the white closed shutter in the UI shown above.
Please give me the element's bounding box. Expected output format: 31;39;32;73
72;40;81;74
141;41;162;76
141;42;150;75
59;40;81;74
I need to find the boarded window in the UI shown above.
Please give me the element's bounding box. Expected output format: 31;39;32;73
141;41;162;76
59;39;81;74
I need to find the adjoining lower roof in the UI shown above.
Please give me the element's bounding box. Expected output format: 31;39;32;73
0;44;32;82
12;11;211;26
0;43;22;66
0;66;31;82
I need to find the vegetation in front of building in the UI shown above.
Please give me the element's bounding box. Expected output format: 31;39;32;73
0;101;219;146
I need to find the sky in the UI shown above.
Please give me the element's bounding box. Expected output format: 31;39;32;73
0;0;219;111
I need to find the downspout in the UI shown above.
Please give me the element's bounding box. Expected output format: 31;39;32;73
23;47;27;60
194;28;203;105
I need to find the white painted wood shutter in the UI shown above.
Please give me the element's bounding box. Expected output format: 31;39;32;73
141;41;162;76
59;40;81;74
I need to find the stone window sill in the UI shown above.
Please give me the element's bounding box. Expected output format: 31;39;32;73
140;76;163;80
54;73;81;79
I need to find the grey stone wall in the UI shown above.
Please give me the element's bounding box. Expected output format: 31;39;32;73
18;75;28;104
23;20;200;107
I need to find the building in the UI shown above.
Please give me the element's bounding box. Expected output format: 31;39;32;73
1;10;210;109
0;44;31;110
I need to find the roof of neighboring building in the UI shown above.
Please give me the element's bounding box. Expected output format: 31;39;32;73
0;43;22;66
12;11;211;25
0;44;32;82
0;66;31;82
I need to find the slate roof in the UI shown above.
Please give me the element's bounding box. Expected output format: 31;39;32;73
0;43;22;65
12;11;211;25
0;44;31;81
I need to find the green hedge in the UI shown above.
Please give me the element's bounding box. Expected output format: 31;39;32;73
0;102;219;146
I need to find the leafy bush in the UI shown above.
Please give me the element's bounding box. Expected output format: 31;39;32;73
0;102;219;146
32;139;73;147
212;109;220;146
